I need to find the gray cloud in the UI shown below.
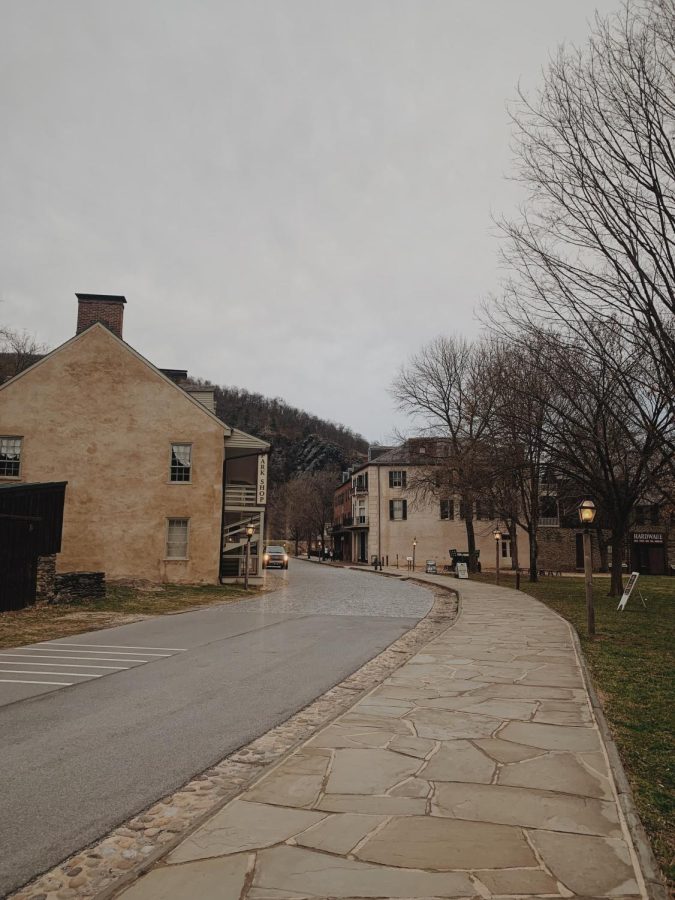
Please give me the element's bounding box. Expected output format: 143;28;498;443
0;0;618;440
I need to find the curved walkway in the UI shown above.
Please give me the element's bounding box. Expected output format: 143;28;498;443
120;577;647;899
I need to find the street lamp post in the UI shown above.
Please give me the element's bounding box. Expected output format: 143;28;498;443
412;537;417;572
244;523;255;590
578;500;597;636
493;529;501;585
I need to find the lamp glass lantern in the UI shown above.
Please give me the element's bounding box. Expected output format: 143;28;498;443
246;524;255;538
578;500;597;526
493;529;502;541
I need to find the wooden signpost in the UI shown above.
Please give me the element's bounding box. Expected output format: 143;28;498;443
617;572;646;610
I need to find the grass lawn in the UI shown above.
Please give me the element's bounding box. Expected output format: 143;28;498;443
475;571;674;886
0;581;261;651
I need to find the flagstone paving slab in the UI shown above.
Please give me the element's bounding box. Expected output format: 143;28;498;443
420;740;496;783
326;748;421;794
472;737;548;763
529;830;641;895
166;800;326;863
499;720;602;751
118;854;250;899
244;772;325;808
294;813;387;854
252;846;475;898
355;816;537;869
499;750;613;798
432;780;621;836
387;733;437;758
408;708;502;740
474;866;560;894
117;576;647;900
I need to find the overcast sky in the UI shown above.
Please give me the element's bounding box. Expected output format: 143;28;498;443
1;0;619;442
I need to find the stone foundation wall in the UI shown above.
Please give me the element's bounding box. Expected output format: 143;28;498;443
54;571;106;603
36;554;57;602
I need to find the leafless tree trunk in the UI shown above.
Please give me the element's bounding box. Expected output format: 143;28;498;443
391;336;499;574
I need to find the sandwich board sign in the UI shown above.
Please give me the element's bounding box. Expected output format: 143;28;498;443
456;562;469;579
617;572;640;611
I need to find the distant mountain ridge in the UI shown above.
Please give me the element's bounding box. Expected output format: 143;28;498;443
208;384;368;484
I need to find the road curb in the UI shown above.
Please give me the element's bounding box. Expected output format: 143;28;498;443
10;578;459;900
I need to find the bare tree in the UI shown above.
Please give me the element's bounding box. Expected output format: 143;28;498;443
0;326;47;382
519;324;672;595
391;336;500;572
496;0;675;413
483;336;556;581
280;470;340;557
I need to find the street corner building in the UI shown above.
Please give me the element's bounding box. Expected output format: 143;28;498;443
331;442;531;570
0;294;269;587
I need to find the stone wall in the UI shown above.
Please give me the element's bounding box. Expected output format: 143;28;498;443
536;528;608;573
36;554;57;602
54;572;106;603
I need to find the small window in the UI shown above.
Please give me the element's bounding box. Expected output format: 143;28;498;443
389;499;407;520
0;437;22;477
170;443;192;482
440;498;452;520
389;470;407;488
501;539;511;559
650;504;660;525
166;518;189;558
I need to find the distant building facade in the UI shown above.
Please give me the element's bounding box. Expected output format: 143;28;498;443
331;442;529;570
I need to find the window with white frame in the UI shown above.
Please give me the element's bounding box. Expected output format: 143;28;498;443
389;499;407;520
389;470;407;488
440;498;452;520
170;443;192;482
166;518;189;558
0;437;22;477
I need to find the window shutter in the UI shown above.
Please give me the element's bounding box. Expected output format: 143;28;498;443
389;499;394;520
402;500;407;520
402;471;407;488
389;471;394;488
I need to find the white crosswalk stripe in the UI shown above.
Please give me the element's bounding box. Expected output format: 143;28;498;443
0;640;185;696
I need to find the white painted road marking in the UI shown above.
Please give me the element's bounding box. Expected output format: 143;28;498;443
0;660;128;669
0;654;147;663
38;643;187;652
21;647;173;657
0;670;104;678
0;643;186;697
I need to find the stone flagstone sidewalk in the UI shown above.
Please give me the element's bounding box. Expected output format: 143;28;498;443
118;577;648;900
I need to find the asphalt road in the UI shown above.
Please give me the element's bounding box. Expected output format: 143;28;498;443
0;561;431;896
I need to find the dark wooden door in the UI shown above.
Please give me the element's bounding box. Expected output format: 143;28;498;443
0;518;39;612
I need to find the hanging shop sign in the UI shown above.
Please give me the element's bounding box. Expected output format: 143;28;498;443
257;454;268;505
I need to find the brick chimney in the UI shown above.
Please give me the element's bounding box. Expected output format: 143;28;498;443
75;294;126;339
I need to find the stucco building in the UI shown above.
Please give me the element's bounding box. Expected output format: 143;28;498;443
0;294;269;585
331;442;529;570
